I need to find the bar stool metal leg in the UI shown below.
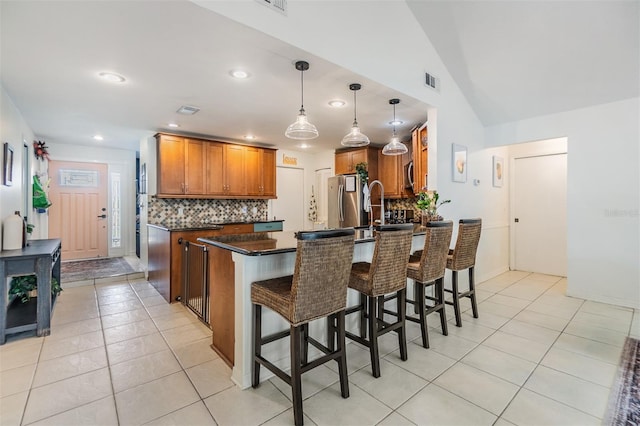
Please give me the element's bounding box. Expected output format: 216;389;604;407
451;271;463;327
436;278;449;336
368;296;381;378
336;311;350;398
469;267;479;318
252;304;262;388
397;288;408;361
291;325;303;426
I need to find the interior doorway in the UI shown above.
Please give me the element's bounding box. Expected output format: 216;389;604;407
49;160;109;260
272;167;305;231
512;153;567;276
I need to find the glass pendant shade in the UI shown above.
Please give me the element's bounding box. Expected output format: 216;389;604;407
341;83;370;147
382;98;408;156
285;61;319;140
285;107;319;140
382;133;408;155
341;120;370;146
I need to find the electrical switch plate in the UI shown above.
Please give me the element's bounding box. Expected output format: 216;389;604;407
241;206;248;214
252;207;258;214
178;207;184;215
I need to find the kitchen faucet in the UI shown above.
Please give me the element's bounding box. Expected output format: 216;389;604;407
368;180;385;230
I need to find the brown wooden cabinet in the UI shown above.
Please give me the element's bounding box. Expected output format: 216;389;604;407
335;147;379;177
147;223;256;304
378;142;412;199
157;135;207;195
246;147;276;197
411;124;428;194
156;133;277;199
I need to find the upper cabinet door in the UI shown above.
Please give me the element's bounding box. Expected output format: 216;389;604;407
157;135;186;194
205;142;225;195
224;144;246;195
245;146;262;196
261;149;276;197
185;139;206;194
335;151;352;174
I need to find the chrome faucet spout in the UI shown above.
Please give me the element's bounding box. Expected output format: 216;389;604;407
368;180;385;227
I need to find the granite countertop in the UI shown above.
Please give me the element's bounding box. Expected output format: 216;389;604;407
198;225;427;256
148;219;284;232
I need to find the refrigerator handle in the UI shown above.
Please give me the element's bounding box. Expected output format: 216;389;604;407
338;184;344;222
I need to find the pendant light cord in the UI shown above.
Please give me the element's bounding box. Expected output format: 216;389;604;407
353;90;358;123
300;69;305;111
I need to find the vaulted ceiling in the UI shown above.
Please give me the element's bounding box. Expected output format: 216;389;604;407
1;1;637;152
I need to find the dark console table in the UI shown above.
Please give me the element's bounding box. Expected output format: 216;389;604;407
0;239;61;344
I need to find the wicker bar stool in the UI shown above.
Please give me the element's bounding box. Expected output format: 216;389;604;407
404;221;454;348
445;218;482;327
344;224;414;378
251;228;355;426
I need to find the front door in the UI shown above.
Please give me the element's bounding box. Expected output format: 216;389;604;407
49;160;108;260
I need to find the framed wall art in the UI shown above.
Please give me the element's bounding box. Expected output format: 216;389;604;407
452;143;467;183
493;155;504;187
3;142;14;186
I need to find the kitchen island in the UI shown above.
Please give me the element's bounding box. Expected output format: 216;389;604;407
198;226;427;389
147;220;283;302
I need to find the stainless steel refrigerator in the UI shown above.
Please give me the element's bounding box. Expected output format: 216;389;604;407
327;174;367;229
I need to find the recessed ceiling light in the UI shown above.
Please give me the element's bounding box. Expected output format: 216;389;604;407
93;135;104;141
98;72;126;83
230;70;250;79
328;100;346;108
244;135;256;140
389;120;404;126
168;123;180;128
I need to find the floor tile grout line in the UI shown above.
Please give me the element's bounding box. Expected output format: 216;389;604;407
492;280;593;422
96;280;123;426
129;273;223;425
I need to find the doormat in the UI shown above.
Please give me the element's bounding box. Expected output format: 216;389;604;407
604;336;640;425
61;257;135;282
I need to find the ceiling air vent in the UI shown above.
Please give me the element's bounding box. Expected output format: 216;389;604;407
255;0;287;16
424;72;440;92
176;105;200;115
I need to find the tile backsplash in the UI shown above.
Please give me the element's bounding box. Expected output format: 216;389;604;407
147;197;269;227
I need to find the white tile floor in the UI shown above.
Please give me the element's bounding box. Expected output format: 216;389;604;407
0;271;637;425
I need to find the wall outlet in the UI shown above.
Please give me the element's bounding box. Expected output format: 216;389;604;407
252;207;258;214
178;207;184;216
241;206;248;215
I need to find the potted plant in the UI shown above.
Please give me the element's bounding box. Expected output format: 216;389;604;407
416;190;451;224
9;275;62;303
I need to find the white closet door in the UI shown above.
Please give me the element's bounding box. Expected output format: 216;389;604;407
272;167;305;232
513;153;567;276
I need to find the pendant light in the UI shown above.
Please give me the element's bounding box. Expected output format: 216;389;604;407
382;98;408;156
341;83;370;147
285;60;319;140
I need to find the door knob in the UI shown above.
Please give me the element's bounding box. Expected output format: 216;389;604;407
97;214;107;219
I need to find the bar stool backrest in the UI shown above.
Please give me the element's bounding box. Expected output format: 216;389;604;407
449;219;482;271
290;229;356;325
367;224;414;295
416;221;454;283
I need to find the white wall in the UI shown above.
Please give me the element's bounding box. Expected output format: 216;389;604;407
0;85;42;245
46;141;138;258
486;98;640;308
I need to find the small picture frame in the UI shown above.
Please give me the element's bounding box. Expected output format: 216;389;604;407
452;144;467;183
493;156;504;187
3;142;14;186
